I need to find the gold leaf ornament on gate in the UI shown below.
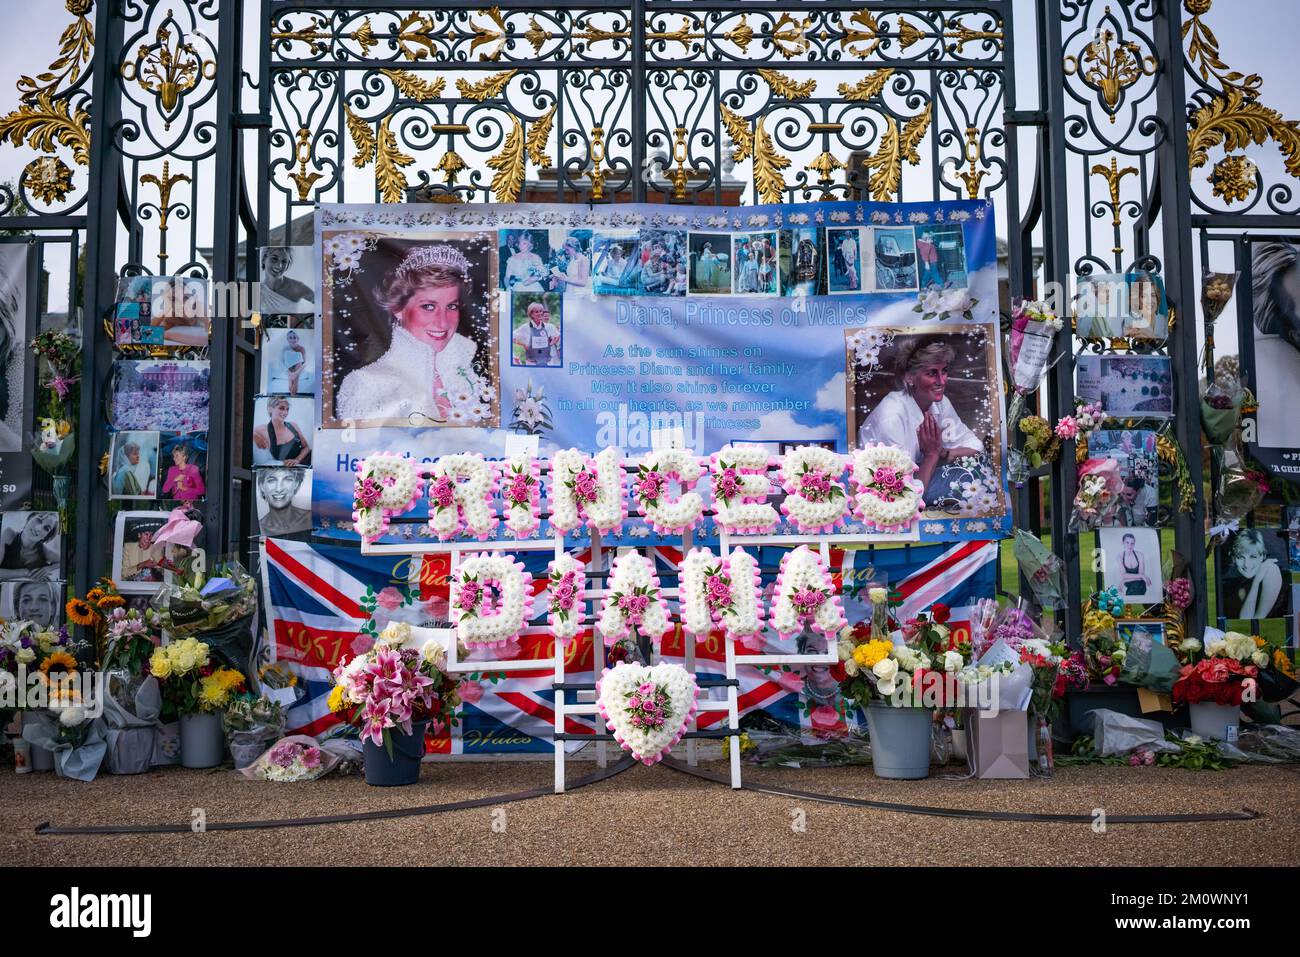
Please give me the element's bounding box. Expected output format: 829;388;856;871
121;18;216;130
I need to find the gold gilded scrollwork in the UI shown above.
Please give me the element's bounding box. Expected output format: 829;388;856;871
1183;0;1300;204
457;70;518;102
756;69;815;100
859;105;932;203
487;114;525;201
587;125;607;201
121;17;216;130
288;126;324;201
0;0;94;202
1064;24;1156;124
383;69;445;101
139;159;191;265
375;114;415;203
837;69;893;102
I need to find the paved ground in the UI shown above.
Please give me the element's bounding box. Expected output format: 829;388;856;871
4;761;1297;866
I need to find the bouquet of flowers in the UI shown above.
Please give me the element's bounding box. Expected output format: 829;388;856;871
101;603;156;676
149;558;259;670
1017;415;1061;468
1081;608;1126;685
1006;300;1065;427
328;622;460;752
239;735;344;783
149;638;245;718
223;693;287;769
31;417;75;476
1200;373;1249;447
1012;528;1066;610
1070;457;1124;529
1251;635;1299;702
1172;657;1257;707
1018;637;1075;725
1210;462;1270;540
1200;270;1238;326
835;589;950;707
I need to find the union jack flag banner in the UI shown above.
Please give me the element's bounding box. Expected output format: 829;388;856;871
260;537;995;752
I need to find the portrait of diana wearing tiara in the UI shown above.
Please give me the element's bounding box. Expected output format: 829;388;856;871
322;232;499;428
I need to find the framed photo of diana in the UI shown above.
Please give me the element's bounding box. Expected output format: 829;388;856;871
844;322;1006;521
320;231;500;429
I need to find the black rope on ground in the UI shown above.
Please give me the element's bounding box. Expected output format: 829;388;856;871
33;757;637;837
659;757;1262;825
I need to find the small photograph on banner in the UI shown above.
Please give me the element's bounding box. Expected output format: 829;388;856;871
730;231;778;295
108;430;160;500
109;359;210;433
158;432;207;503
256;467;312;537
778;225;826;298
0;510;60;582
258;245;316;315
548;229;592;294
1286;506;1300;571
499;228;550;293
638;227;687;297
260;327;317;395
827;226;863;293
591;231;642;295
1219;527;1290;620
915;225;967;289
866;226;919;292
509;293;563;369
1099;526;1164;606
688;232;733;295
321;231;500;430
252;395;312;467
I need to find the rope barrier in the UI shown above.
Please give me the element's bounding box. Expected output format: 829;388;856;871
659;757;1262;825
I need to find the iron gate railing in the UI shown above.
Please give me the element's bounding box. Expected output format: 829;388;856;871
0;0;1296;648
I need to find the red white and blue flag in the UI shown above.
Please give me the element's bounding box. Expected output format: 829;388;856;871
260;538;996;750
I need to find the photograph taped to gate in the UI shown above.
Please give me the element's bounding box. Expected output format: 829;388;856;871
1219;527;1290;621
0;510;60;582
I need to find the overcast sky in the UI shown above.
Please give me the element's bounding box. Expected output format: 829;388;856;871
0;0;1296;358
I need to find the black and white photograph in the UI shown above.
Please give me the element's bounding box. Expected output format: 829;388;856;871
1073;272;1127;338
252;396;313;467
914;225;967;289
1249;241;1300;474
1219;527;1290;620
1088;429;1161;527
0;511;60;582
0;243;27;453
590;231;642;295
112;511;172;588
109;359;210;433
256;467;313;537
509;293;563;368
260;327;317;395
1100;526;1163;605
499;229;551;292
109;430;160;500
1076;354;1174;418
868;226;919;291
778;226;825;298
827;227;863;293
846;323;1003;516
1;579;61;628
258;245;316;315
731;231;778;295
321;231;499;429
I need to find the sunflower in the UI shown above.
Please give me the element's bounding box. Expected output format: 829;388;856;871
39;650;78;678
66;598;97;626
97;594;126;611
85;587;106;604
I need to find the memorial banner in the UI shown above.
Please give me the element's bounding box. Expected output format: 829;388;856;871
313;200;1008;542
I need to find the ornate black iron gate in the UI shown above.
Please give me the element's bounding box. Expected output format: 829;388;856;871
0;0;1296;645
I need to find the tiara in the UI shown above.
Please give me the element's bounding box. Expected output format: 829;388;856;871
396;244;471;278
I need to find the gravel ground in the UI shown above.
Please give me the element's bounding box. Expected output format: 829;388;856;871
3;761;1297;867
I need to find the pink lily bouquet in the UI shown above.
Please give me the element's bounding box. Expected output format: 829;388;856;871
329;624;460;754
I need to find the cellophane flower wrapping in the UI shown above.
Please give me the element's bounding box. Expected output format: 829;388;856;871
1200;270;1238;325
238;734;342;783
1214;460;1267;527
1012;529;1066;610
1118;632;1181;693
1069;457;1124;530
1199;374;1245;446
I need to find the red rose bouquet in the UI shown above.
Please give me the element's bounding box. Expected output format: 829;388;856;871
1171;657;1257;707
